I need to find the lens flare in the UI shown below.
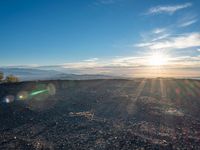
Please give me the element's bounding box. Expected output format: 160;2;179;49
4;95;15;103
30;89;48;96
47;83;56;95
3;83;56;105
17;91;29;100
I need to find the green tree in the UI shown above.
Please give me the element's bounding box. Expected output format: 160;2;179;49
0;72;4;82
5;75;19;83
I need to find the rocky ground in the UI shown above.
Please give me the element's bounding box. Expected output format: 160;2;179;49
0;78;200;149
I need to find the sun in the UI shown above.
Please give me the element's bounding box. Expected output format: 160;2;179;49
148;52;168;66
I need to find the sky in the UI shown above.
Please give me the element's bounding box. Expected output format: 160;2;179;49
0;0;200;77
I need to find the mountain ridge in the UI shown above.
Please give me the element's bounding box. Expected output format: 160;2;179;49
0;68;119;81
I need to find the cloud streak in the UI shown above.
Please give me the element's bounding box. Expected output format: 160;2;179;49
153;28;166;34
136;32;200;50
178;14;198;27
147;3;192;15
83;58;99;62
50;55;200;77
179;19;198;27
2;55;200;77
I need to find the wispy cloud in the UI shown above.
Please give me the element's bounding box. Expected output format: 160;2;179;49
62;55;200;70
152;34;170;42
179;19;198;27
137;27;171;44
83;58;99;62
177;14;198;27
136;32;200;50
153;28;166;34
51;55;200;77
3;55;200;77
147;3;192;15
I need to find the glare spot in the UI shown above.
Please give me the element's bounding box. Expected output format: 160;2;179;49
148;51;169;66
4;95;15;103
17;91;28;100
47;83;56;95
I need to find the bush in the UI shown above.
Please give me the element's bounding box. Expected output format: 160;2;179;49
5;75;19;83
0;72;3;82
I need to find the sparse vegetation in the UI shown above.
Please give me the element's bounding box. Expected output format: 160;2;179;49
0;71;19;83
0;72;3;82
5;74;19;83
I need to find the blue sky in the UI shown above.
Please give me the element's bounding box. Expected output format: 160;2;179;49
0;0;200;77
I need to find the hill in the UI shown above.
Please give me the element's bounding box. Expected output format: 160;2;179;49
0;78;200;149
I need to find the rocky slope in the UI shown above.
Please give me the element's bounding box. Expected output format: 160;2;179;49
0;79;200;149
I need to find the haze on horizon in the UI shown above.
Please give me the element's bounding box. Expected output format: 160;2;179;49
1;0;200;78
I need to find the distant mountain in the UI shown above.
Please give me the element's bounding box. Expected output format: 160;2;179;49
0;68;118;81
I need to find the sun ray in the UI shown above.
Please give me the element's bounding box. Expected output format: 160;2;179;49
160;78;167;98
127;79;147;114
